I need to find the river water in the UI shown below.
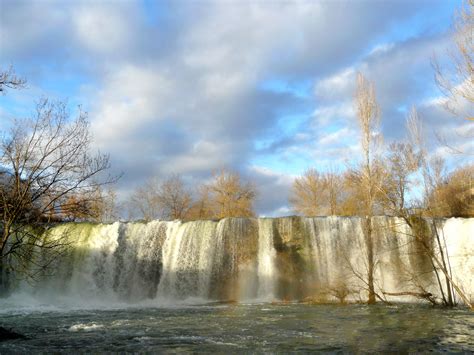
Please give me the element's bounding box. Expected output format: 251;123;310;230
1;218;473;352
1;303;473;353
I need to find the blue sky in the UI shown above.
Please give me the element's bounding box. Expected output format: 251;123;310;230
1;0;472;216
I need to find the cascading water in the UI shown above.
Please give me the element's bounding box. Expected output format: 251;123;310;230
1;217;472;307
112;221;168;300
304;217;351;294
157;220;224;300
256;219;277;300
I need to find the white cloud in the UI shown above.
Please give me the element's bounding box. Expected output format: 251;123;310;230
312;101;355;126
248;165;295;216
1;0;463;216
91;65;177;147
73;3;135;54
368;42;395;56
314;68;356;100
318;127;354;146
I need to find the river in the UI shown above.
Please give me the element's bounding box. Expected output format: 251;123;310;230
1;303;473;352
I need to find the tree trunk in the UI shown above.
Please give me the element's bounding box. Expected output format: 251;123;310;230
405;216;473;310
0;223;11;295
0;251;9;296
365;217;376;304
432;220;454;306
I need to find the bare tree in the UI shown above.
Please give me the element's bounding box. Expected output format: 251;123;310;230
433;0;473;119
384;108;474;309
59;190;102;222
86;186;119;222
428;164;474;218
381;141;421;213
129;178;162;221
290;168;325;216
0;98;117;283
0;66;26;94
352;72;382;304
186;185;213;220
101;186;119;222
201;169;256;219
157;174;192;220
128;174;192;221
290;168;343;216
337;171;365;216
323;170;343;215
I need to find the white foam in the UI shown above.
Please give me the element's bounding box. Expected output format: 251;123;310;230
68;323;104;332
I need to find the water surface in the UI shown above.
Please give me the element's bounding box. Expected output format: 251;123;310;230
1;303;473;353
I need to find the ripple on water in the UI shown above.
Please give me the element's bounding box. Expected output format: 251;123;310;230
0;304;472;353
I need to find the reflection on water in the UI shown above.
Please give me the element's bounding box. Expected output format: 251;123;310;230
1;303;473;352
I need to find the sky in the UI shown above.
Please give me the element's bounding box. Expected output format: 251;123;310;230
1;0;472;217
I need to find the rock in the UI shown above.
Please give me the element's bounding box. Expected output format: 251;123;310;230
0;327;27;341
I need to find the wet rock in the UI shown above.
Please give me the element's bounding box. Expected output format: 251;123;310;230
0;327;27;341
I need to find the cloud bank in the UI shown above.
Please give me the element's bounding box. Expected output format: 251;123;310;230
1;0;470;216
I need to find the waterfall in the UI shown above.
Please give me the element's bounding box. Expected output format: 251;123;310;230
304;217;348;293
1;217;472;307
256;219;277;300
157;220;224;300
440;218;474;300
